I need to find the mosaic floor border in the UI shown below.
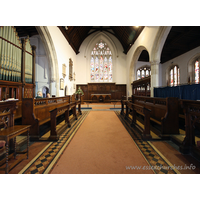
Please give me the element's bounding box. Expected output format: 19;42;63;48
19;110;180;174
18;111;89;174
115;111;180;174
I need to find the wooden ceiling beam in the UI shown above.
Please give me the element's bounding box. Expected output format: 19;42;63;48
58;26;79;54
112;26;127;54
167;26;196;47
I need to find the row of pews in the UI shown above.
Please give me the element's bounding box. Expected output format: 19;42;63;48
0;95;82;173
22;95;82;141
121;95;200;158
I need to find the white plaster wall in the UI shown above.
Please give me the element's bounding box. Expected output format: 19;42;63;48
29;35;51;97
161;46;200;86
34;26;200;97
126;26;160;95
76;31;126;84
47;26;77;96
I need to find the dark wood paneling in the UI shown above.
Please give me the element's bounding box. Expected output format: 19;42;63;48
76;83;126;101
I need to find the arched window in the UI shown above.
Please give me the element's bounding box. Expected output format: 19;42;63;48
169;65;180;86
136;67;151;80
195;60;199;84
90;40;112;82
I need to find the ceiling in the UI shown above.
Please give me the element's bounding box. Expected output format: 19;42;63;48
15;26;38;38
58;26;144;55
160;26;200;63
14;26;200;64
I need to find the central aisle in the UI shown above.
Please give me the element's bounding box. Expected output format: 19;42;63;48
50;111;154;174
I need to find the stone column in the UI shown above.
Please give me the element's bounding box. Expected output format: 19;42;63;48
150;61;160;97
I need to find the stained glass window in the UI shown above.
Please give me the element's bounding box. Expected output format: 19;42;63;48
90;40;112;82
136;67;151;80
178;68;180;85
170;66;180;86
141;70;145;78
195;61;199;84
146;70;149;77
91;57;94;82
137;70;140;80
174;66;177;86
170;69;173;86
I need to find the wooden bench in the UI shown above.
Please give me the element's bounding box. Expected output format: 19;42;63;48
130;95;179;137
121;100;151;140
22;96;81;141
179;100;200;157
49;101;82;141
91;94;111;103
0;100;31;174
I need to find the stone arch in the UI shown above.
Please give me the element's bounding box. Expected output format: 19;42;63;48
42;86;49;97
128;46;149;97
150;26;171;63
149;26;172;96
35;26;59;97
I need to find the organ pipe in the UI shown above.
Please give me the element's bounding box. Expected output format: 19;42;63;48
0;26;33;83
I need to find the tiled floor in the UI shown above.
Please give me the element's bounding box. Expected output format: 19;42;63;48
1;102;200;174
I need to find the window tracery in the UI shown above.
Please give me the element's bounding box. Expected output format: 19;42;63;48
90;40;112;82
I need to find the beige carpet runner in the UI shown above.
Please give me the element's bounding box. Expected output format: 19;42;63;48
50;111;154;174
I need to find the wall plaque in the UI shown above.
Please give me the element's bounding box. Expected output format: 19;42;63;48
69;58;73;81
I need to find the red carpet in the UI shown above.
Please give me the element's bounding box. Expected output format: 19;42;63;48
50;111;154;174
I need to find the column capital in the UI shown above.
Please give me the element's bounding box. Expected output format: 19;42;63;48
50;78;56;82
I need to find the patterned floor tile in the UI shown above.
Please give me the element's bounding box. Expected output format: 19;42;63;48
19;111;89;174
115;111;178;174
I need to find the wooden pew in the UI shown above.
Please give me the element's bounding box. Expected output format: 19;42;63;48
179;100;200;157
121;100;151;140
22;96;79;141
131;95;179;138
49;101;82;141
0;100;30;173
